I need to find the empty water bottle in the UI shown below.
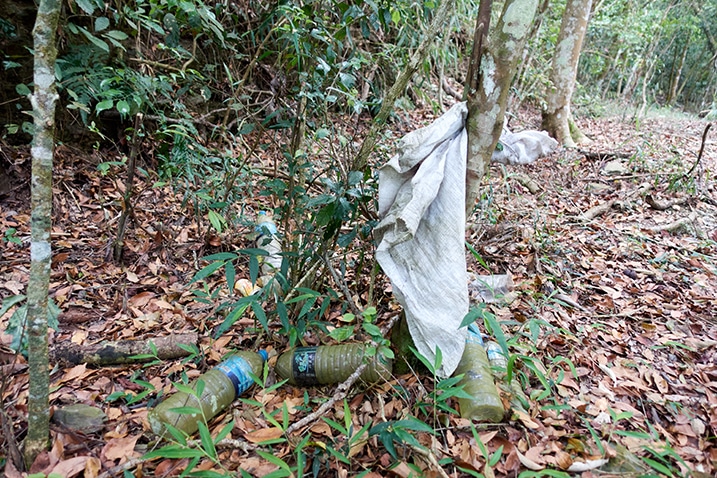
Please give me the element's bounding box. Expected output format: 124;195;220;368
275;344;392;386
148;350;267;436
484;340;529;411
454;324;504;422
256;212;282;276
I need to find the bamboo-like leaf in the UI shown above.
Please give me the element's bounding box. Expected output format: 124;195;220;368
197;421;216;459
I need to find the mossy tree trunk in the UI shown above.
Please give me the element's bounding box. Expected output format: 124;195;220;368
465;0;540;214
24;0;61;468
541;0;593;148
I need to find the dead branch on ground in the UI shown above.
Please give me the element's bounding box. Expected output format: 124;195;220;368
645;194;690;211
513;172;541;194
578;199;617;221
645;212;698;234
683;122;712;179
50;333;198;366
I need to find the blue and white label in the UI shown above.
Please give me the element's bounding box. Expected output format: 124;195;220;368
216;356;254;396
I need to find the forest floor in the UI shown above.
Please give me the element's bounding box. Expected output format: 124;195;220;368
1;106;716;477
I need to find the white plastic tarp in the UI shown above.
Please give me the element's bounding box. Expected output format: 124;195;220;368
492;130;559;165
375;102;558;377
375;102;470;377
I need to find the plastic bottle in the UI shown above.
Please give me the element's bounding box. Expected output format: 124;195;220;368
275;344;393;386
256;212;283;276
484;341;508;369
148;350;268;437
484;340;529;411
454;324;504;422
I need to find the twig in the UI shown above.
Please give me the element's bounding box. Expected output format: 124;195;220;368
190;437;255;452
284;362;369;435
97;457;147;478
1;409;23;473
283;259;322;303
322;253;362;317
284;315;400;436
683;122;712;179
625;182;653;198
410;443;451;478
380;312;402;337
180;35;198;72
49;333;199;366
129;57;183;73
113;114;142;262
241;17;287;86
441;77;463;101
352;0;456;171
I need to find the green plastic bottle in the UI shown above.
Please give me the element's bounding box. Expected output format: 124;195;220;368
275;344;392;386
454;324;504;422
148;350;267;437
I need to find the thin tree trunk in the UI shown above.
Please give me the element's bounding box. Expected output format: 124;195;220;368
511;0;551;109
113;114;142;262
601;48;623;100
351;0;456;172
667;40;689;105
465;0;540;215
25;0;61;468
541;0;593;148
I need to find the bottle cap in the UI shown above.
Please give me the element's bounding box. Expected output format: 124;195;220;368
259;350;268;361
255;213;278;235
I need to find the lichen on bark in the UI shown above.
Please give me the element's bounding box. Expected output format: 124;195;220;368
541;0;593;148
465;0;539;215
24;0;61;468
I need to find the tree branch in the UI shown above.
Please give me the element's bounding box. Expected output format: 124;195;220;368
351;0;456;172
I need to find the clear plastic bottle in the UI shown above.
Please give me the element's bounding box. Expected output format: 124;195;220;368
275;344;393;386
484;341;508;369
484;340;529;411
256;211;283;276
454;324;504;422
148;350;267;437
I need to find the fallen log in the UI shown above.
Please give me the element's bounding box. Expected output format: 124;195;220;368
50;333;198;366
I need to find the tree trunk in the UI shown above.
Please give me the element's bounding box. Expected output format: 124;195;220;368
351;0;456;172
541;0;593;148
465;0;540;214
25;0;61;468
667;39;689;106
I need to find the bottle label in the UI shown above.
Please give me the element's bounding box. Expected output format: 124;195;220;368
292;347;318;384
466;323;485;345
484;342;507;371
216;356;254;396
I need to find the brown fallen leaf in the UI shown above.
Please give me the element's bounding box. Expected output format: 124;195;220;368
50;456;89;478
310;420;333;437
389;461;418;478
101;435;139;463
512;408;541;430
515;449;544;471
244;426;284;443
554;449;573;470
83;456;102;478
